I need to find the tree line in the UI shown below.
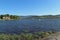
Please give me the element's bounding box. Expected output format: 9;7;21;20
0;14;20;20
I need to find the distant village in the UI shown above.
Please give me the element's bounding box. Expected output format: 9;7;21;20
0;14;20;20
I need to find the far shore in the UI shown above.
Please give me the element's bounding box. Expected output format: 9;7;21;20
0;19;18;20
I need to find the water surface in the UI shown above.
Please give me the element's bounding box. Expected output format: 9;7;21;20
0;19;60;34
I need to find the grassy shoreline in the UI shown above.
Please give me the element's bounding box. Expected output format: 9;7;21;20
0;31;56;40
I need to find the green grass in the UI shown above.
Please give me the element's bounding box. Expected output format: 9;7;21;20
0;31;55;40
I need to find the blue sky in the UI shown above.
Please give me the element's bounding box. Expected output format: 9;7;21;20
0;0;60;16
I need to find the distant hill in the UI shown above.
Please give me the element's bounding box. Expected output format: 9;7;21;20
21;15;60;19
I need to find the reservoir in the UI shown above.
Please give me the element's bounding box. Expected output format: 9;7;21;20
0;19;60;34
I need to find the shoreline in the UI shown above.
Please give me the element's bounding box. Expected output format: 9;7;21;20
0;19;19;20
43;31;60;40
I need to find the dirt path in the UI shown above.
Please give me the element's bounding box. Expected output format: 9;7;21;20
43;32;60;40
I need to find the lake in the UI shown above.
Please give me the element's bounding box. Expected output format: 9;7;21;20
0;19;60;34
